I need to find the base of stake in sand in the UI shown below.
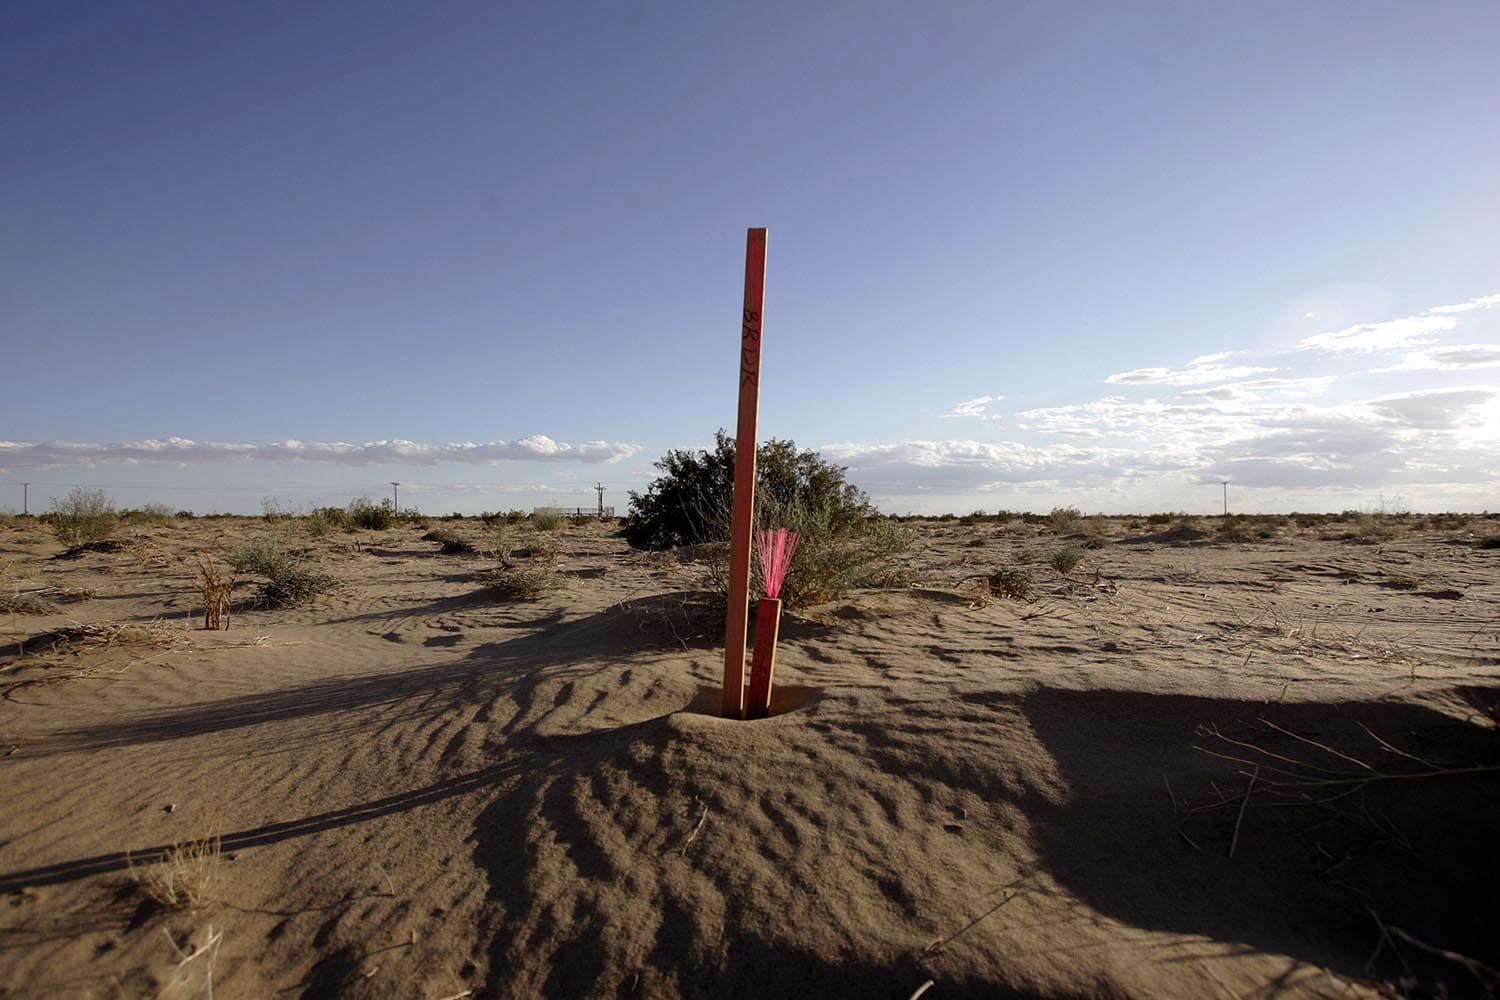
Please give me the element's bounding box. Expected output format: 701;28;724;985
746;597;781;720
746;528;797;719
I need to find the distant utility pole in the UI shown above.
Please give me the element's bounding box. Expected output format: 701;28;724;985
595;482;606;518
21;482;29;515
1222;481;1228;516
390;481;400;512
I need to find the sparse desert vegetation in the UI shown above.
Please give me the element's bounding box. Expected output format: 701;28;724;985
0;509;1497;998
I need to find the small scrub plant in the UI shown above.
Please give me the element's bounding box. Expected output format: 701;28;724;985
485;541;561;600
347;497;395;531
1047;506;1083;533
1048;545;1084;576
228;539;335;606
530;510;565;532
194;555;235;630
1477;535;1500;550
129;830;221;910
986;566;1035;600
422;527;477;554
624;431;913;608
48;487;119;548
303;506;349;537
122;503;174;525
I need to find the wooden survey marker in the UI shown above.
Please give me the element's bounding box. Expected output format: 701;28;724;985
723;228;767;718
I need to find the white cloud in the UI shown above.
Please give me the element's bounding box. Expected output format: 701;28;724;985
1426;292;1500;315
1186;351;1240;366
1105;349;1274;386
1104;363;1276;386
0;436;641;471
942;394;1004;419
1373;344;1500;372
1298;313;1457;353
1177;376;1337;401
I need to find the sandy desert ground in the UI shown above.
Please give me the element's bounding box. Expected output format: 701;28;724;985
0;512;1497;999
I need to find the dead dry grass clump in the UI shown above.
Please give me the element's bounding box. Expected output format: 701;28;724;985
980;566;1035;601
484;542;562;600
16;620;189;661
194;556;235;630
0;592;56;615
129;831;222;910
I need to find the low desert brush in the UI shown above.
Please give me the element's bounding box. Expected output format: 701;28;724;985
529;510;565;532
48;486;119;548
986;566;1035;600
129;831;221;910
422;527;477;554
1047;506;1083;533
484;542;561;600
194;555;235;630
228;539;334;606
1049;545;1084;576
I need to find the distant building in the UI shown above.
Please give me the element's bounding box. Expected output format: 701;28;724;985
534;505;615;519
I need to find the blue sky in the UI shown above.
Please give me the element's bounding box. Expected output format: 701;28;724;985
3;2;1498;515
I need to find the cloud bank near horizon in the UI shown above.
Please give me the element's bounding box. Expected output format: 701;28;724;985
0;436;641;471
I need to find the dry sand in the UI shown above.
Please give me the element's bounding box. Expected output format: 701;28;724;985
0;513;1497;999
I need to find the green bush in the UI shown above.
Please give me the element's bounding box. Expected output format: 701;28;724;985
1049;545;1084;576
49;487;119;547
228;539;335;606
121;503;174;525
530;510;565;532
1047;506;1082;533
347;497;395;531
303;506;349;536
624;431;912;607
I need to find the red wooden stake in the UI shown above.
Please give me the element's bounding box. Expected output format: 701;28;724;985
746;597;781;719
723;228;767;719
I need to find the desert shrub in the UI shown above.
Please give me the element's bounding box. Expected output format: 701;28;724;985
1145;512;1176;525
1049;545;1084;576
121;503;174;525
49;487;118;548
623;431;912;607
986;566;1035;600
530;510;565;532
347;497;395;531
194;555;235;630
1047;506;1082;533
175;510;196;519
423;527;477;554
129;830;220;909
1478;535;1500;550
485;542;560;600
228;539;334;606
303;506;349;536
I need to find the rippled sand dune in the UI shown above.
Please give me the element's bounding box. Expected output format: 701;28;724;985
1;515;1497;999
